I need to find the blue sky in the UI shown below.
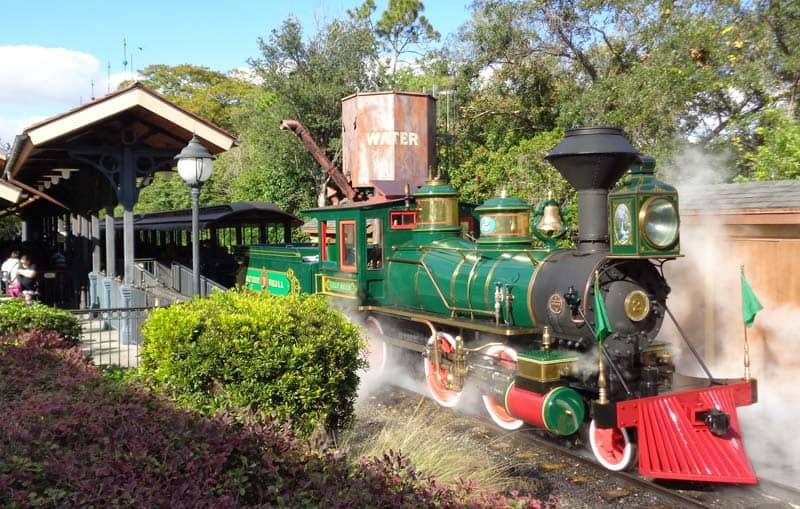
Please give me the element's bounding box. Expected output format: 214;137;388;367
0;0;471;144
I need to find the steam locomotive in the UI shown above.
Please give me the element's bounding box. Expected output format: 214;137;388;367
239;92;758;484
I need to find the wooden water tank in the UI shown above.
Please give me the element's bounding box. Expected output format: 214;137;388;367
341;91;436;196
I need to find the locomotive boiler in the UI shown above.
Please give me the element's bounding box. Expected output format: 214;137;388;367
240;91;758;484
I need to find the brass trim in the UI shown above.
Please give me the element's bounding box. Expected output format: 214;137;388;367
606;254;683;259
359;305;537;336
466;257;480;318
316;274;359;300
580;258;607;325
450;256;467;307
394;244;547;256
415;251;425;308
249;249;302;259
387;256;496;318
479;212;531;238
484;257;503;310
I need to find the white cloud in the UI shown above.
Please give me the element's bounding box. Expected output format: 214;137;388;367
0;114;45;147
0;45;100;106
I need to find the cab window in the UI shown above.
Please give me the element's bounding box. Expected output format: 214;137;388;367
366;218;383;269
390;210;417;229
339;220;357;272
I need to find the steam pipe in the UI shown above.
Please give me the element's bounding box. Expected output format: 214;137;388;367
279;119;357;201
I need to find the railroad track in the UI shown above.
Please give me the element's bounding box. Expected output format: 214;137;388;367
363;382;800;508
521;426;800;509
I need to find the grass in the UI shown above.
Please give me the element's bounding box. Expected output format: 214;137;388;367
342;393;523;495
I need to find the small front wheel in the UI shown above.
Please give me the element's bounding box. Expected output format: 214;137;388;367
589;419;636;471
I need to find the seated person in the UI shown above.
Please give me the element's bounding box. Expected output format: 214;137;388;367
1;250;20;294
16;255;38;303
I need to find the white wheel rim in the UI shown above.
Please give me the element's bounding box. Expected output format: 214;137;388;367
481;345;523;430
424;332;461;407
364;316;387;373
589;419;635;471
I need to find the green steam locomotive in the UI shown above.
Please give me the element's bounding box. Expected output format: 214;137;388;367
239;102;758;484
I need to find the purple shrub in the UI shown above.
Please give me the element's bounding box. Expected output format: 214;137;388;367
0;332;555;508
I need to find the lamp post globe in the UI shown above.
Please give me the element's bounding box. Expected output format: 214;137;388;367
175;135;214;296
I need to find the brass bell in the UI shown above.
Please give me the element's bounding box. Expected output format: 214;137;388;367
536;192;565;237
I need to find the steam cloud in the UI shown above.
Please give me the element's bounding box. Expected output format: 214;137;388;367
659;146;800;487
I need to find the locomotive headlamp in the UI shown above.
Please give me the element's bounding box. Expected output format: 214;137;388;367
608;156;680;258
640;197;679;249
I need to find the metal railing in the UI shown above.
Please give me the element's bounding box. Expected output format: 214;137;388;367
74;260;228;369
70;306;160;368
170;262;228;297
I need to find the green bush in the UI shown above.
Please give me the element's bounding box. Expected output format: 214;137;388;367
0;299;81;345
139;289;365;436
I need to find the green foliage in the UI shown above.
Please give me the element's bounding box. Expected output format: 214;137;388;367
125;0;800;219
737;109;800;181
0;216;21;241
139;289;365;436
247;12;387;209
375;0;441;79
128;64;259;134
450;128;570;204
135;172;192;212
448;0;800;182
0;300;81;345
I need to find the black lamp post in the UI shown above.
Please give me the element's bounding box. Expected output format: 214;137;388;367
175;135;214;296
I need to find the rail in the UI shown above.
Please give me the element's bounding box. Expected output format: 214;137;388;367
69;306;162;368
170;262;227;297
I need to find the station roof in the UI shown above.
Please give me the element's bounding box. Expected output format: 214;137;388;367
680;180;800;225
2;82;237;217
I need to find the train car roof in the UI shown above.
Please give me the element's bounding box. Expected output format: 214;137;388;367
303;197;409;214
104;201;302;231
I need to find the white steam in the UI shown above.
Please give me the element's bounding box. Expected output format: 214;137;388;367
657;147;800;487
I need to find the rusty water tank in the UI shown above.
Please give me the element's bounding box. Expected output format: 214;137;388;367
341;91;435;196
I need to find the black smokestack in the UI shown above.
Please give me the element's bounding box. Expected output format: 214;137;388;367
546;127;640;253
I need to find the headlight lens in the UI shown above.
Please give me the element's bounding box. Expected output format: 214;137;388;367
642;197;679;248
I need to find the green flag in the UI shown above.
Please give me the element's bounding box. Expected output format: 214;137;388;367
594;273;613;344
741;270;763;328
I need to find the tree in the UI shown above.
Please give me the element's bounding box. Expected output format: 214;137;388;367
125;65;262;212
128;64;259;134
248;14;386;208
446;0;800;185
738;109;800;180
375;0;440;77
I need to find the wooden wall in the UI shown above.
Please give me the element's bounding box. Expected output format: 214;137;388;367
662;211;800;370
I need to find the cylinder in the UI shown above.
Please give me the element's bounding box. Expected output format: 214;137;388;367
505;383;585;436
